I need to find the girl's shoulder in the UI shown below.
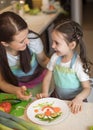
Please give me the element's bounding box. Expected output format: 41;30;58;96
75;54;82;65
74;55;90;81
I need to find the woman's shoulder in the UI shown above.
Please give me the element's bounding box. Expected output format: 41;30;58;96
49;53;59;64
28;32;43;54
28;32;39;38
50;53;59;60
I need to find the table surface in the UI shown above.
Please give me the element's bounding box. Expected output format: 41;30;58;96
0;5;62;35
22;100;93;130
22;11;61;35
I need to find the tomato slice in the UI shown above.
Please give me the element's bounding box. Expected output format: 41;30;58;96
0;102;12;113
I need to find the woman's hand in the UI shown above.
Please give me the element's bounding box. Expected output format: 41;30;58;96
68;97;83;114
16;86;32;100
36;93;48;99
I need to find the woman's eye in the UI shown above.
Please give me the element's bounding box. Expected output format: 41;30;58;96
20;41;24;44
55;41;59;45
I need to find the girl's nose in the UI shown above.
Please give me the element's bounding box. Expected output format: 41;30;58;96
52;42;56;49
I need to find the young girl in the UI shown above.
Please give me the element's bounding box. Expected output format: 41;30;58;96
0;11;49;100
37;20;92;113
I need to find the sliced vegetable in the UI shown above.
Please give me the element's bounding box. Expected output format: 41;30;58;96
35;105;62;122
0;102;12;113
35;114;45;119
0;116;27;130
24;89;30;96
35;111;62;122
45;109;52;116
0;123;13;130
53;107;61;113
10;99;32;117
0;111;43;130
2;99;21;105
0;93;17;102
34;109;39;113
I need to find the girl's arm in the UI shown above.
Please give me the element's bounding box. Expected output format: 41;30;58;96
37;70;53;98
75;80;91;101
0;73;32;100
42;70;53;94
68;80;91;114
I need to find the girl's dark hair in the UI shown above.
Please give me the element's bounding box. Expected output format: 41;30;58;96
0;11;40;85
54;20;93;75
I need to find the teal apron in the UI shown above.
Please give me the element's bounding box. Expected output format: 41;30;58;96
53;53;82;100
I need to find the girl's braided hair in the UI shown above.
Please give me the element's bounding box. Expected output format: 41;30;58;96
54;20;93;76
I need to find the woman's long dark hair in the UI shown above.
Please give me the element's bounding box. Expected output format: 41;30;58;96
53;20;93;75
0;11;40;85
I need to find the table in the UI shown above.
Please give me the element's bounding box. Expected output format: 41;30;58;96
0;4;62;35
22;11;60;35
22;100;93;130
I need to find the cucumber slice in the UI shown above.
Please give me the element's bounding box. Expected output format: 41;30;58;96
2;99;21;105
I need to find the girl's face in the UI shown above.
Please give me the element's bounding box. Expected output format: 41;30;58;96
7;29;29;53
51;31;72;56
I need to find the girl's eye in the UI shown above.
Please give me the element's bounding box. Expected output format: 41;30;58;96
20;41;24;44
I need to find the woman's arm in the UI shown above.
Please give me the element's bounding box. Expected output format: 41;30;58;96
0;73;18;94
0;73;32;100
37;50;49;68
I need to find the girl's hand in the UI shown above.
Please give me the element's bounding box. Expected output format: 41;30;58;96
16;86;32;100
36;93;48;99
68;97;83;114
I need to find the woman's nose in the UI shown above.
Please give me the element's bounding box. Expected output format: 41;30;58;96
25;38;30;45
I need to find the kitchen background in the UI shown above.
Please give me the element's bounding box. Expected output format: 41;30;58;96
82;0;93;102
0;0;93;102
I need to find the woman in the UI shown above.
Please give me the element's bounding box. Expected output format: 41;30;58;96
0;11;49;100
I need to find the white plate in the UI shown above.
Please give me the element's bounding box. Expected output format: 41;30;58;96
26;97;70;125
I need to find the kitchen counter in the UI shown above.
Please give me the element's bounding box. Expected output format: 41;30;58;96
22;100;93;130
21;10;61;35
0;4;63;35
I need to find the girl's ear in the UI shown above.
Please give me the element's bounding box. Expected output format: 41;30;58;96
69;41;76;50
1;41;9;47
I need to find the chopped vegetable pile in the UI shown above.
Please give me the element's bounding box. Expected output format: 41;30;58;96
34;102;62;122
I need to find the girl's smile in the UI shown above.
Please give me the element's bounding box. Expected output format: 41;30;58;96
51;31;71;57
